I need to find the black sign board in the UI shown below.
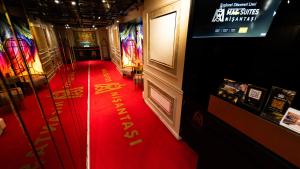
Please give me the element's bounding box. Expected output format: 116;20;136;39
192;0;282;38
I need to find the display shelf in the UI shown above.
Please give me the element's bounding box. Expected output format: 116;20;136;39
208;95;300;168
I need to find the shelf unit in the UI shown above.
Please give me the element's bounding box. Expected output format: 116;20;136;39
208;95;300;168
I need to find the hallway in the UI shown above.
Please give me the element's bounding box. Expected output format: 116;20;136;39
1;0;300;168
86;60;197;169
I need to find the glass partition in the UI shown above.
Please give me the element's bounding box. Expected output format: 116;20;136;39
0;1;87;168
1;2;63;169
55;29;86;168
0;40;42;169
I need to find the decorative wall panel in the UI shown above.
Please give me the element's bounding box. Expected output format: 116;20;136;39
147;2;180;75
143;0;192;139
149;12;176;67
148;81;175;123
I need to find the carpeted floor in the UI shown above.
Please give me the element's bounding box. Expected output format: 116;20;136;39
89;60;197;169
0;60;197;169
0;64;87;169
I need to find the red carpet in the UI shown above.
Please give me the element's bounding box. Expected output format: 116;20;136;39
89;61;198;169
0;64;87;169
0;60;197;169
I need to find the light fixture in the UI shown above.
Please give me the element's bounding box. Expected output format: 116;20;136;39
54;0;59;4
65;24;71;29
94;27;98;30
98;16;101;20
92;25;95;28
107;4;110;8
71;1;76;5
287;0;290;4
116;20;119;23
102;0;106;2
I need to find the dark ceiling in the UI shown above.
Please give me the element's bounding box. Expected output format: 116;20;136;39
6;0;143;28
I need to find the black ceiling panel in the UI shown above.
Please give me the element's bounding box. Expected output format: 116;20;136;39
6;0;142;28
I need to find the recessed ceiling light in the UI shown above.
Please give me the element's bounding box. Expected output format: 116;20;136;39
107;4;110;8
287;0;290;4
54;0;59;4
71;1;76;5
102;0;106;3
92;25;95;28
98;16;101;19
94;27;98;30
116;20;119;23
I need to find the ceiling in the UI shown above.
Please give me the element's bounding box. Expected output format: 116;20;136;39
5;0;143;28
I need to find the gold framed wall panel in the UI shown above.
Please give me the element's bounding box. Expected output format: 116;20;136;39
30;25;48;51
48;27;59;48
143;73;183;139
148;81;175;124
108;24;121;71
147;1;180;76
142;0;192;139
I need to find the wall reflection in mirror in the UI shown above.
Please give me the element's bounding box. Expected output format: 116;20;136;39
0;1;86;169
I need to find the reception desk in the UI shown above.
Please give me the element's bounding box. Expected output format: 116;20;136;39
73;47;100;61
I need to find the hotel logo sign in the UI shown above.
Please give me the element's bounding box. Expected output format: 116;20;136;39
212;2;260;23
212;9;225;22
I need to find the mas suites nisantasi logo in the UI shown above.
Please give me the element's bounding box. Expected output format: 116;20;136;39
192;0;283;38
212;2;260;23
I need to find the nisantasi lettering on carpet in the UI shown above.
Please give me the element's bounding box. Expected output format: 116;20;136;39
52;87;84;99
21;71;83;168
102;69;112;82
22;100;66;169
111;91;143;146
98;68;143;146
94;83;125;94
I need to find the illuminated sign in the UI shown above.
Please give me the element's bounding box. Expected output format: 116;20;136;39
212;3;260;23
192;0;283;38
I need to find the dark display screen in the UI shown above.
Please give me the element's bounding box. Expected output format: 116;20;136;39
192;0;282;38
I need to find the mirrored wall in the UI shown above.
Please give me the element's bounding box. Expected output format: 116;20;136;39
0;1;86;169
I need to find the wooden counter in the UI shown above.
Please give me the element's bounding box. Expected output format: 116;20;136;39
208;95;300;168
